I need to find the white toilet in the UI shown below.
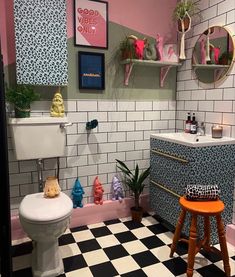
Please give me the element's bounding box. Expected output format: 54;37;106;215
9;117;73;277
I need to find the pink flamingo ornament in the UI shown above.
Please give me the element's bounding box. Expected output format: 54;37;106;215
156;34;163;61
200;38;206;64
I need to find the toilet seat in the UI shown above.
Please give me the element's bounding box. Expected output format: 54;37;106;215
19;192;73;224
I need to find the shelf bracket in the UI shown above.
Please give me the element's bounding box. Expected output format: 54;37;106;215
124;63;133;86
160;65;172;87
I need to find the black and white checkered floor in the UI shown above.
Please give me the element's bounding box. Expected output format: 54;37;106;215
12;213;235;277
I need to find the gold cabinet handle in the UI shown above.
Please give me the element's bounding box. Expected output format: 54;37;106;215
150;180;180;198
151;149;189;163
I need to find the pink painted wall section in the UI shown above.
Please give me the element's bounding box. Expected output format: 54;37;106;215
12;194;150;241
67;0;177;42
1;0;177;66
108;0;177;43
0;0;15;66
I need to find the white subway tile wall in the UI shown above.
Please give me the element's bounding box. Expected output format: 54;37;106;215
7;0;235;226
176;0;235;223
8;100;176;214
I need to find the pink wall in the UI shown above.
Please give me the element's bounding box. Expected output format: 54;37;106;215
108;0;177;43
68;0;177;42
1;0;177;66
0;0;15;66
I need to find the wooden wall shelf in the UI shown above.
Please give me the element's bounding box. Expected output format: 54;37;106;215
120;59;181;87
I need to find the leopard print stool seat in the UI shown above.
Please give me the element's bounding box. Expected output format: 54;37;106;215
170;196;231;277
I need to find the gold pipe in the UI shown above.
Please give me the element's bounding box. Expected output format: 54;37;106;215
150;180;181;198
151;149;189;163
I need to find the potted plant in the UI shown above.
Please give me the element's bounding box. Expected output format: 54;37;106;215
6;84;40;118
119;36;136;60
172;0;200;31
116;159;150;222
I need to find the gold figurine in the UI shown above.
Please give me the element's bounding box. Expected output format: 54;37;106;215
50;88;65;117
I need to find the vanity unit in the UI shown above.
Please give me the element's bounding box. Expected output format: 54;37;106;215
150;133;235;243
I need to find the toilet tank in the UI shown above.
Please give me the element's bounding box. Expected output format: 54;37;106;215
9;117;70;160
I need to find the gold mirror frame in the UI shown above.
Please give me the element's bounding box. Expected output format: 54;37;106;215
192;26;235;84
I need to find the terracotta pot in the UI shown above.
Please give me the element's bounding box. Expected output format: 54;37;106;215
177;16;190;32
131;207;143;222
203;27;215;36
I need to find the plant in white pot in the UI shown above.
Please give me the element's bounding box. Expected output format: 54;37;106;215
116;159;150;222
6;84;40;118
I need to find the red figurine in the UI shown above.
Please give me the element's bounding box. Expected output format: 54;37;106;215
93;176;104;205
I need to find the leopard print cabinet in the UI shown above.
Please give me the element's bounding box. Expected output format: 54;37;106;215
150;136;235;244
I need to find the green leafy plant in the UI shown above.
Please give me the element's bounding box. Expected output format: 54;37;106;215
119;37;136;60
6;84;40;117
172;0;200;20
116;159;150;210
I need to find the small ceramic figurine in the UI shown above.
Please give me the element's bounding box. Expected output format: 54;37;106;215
44;176;61;198
50;88;65;117
72;178;85;208
128;35;146;60
111;175;124;202
200;38;206;64
156;33;163;61
93;176;104;205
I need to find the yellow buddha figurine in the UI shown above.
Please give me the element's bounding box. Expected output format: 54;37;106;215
50;88;65;117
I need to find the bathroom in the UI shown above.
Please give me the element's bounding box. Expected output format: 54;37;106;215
0;0;235;276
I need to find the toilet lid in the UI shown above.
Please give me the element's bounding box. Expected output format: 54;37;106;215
19;192;73;223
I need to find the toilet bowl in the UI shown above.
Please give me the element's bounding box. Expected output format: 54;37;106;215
19;192;73;277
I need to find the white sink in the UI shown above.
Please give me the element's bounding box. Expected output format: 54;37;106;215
151;132;235;147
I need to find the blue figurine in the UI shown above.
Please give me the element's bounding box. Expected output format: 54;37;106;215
72;178;85;208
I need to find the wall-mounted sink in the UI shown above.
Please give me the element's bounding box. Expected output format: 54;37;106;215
151;132;235;147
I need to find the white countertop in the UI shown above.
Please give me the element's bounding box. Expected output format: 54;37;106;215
151;133;235;147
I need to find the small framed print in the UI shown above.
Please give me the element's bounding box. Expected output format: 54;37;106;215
78;51;105;90
162;44;178;62
74;0;108;49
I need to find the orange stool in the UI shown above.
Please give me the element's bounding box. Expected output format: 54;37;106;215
170;196;231;277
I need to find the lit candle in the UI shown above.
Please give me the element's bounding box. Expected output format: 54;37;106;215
212;125;223;138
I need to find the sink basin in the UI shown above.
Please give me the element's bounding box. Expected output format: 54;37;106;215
151;132;235;147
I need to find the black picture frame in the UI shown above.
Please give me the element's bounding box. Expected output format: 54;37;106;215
74;0;108;49
78;51;105;90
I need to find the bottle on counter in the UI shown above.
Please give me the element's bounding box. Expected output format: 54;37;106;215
185;112;191;133
190;113;197;134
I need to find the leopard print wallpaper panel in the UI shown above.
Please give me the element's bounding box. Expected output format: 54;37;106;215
13;0;68;85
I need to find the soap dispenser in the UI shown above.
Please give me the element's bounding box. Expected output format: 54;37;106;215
190;113;197;134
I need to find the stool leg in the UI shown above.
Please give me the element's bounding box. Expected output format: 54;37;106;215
203;216;211;251
170;209;186;257
187;214;197;277
216;214;231;277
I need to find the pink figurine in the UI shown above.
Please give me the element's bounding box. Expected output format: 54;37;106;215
210;45;220;64
128;35;146;60
156;33;163;61
200;38;206;64
134;39;145;59
93;176;104;205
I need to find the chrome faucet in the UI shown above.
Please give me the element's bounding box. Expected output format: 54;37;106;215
197;122;205;136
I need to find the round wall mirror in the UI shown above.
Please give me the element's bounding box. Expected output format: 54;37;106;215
192;26;234;83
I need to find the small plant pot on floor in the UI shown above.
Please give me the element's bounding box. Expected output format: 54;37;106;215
131;207;143;222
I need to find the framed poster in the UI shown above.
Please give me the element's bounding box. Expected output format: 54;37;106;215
74;0;108;49
78;51;105;90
